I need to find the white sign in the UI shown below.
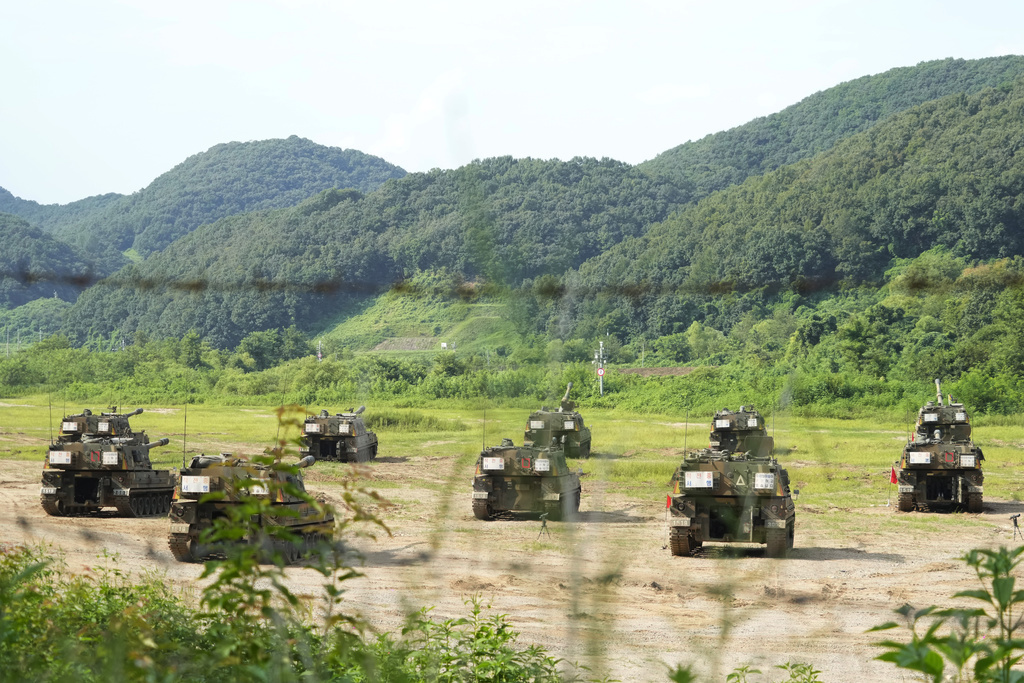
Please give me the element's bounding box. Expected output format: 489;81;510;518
102;452;119;465
909;451;932;464
955;412;967;421
923;413;938;422
597;367;605;377
482;457;505;470
304;423;321;433
61;421;79;432
49;451;72;465
534;459;551;472
530;420;545;430
98;421;110;432
685;471;714;488
747;418;759;427
338;423;351;434
754;473;775;489
181;476;211;493
960;455;976;467
563;420;576;431
715;419;731;429
249;483;269;496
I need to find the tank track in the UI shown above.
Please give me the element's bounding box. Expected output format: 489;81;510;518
113;490;174;518
40;498;62;516
169;528;333;564
765;527;789;558
669;527;693;557
472;499;492;520
168;533;195;562
897;492;915;512
40;499;90;516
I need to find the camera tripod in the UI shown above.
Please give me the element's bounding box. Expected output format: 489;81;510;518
537;513;550;539
1013;514;1023;542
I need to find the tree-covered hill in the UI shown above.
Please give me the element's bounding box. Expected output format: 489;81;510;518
0;188;123;235
0;213;96;307
640;56;1024;202
49;136;407;263
556;81;1024;341
62;157;686;347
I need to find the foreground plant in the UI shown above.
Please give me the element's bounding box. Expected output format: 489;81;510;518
871;545;1024;682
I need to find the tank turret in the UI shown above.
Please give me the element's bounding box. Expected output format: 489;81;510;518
523;384;592;458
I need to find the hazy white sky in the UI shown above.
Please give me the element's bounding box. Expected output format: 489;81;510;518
2;0;1023;205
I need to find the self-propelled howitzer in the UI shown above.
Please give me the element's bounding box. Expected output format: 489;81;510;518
301;406;379;462
41;407;174;517
666;407;795;557
472;439;581;521
895;379;984;512
168;453;334;563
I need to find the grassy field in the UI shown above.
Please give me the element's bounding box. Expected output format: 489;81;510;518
5;395;1023;513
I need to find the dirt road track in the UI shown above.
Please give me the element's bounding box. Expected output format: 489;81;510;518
2;457;1018;682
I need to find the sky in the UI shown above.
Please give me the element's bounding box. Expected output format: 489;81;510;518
2;0;1024;205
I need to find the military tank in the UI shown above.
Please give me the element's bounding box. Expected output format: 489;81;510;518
40;407;173;517
167;453;334;563
666;406;795;558
895;379;984;512
523;383;592;458
301;406;378;462
472;438;581;521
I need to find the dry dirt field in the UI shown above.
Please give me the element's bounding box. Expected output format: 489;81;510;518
2;454;1020;682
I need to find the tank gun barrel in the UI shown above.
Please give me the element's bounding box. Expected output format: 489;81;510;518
143;438;170;450
297;455;316;468
102;407;144;418
935;378;943;406
562;383;573;403
354;405;365;415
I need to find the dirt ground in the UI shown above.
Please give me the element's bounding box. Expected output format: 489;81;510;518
2;455;1019;682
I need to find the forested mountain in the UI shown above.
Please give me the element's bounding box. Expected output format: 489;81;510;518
0;213;96;307
0;188;123;234
62;158;686;347
48;136;407;263
640;56;1024;201
553;81;1024;340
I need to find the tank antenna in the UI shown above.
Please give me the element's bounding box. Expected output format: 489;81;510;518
482;408;486;450
683;409;688;455
182;376;188;468
48;387;53;444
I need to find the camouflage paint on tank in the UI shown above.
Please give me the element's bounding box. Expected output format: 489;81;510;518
523;383;592;458
667;406;795;558
167;453;333;563
895;379;984;512
472;439;582;521
300;405;379;462
40;407;174;517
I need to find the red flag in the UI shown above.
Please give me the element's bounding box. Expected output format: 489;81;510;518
666;494;671;509
890;466;898;484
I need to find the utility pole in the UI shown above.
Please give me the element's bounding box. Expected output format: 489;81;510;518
317;340;323;362
593;341;606;396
